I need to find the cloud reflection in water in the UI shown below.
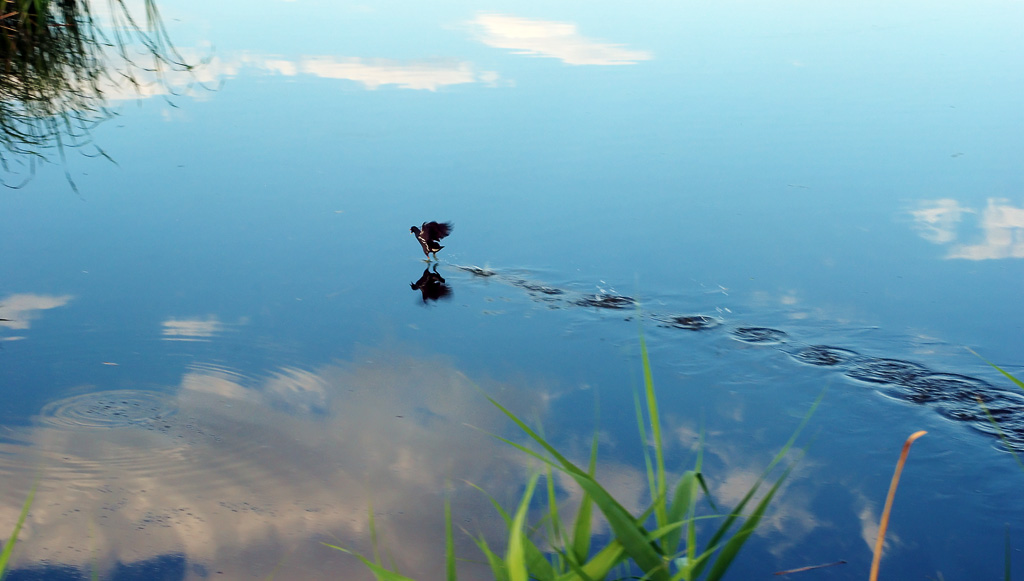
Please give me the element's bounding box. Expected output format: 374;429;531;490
0;341;856;579
913;198;1024;260
0;348;541;579
470;13;653;65
161;316;225;341
0;293;74;339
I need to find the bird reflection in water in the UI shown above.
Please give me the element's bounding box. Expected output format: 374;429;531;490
410;265;452;303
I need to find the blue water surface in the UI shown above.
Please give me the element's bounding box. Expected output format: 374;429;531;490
1;0;1022;579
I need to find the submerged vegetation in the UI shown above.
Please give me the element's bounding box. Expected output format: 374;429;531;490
1;0;192;190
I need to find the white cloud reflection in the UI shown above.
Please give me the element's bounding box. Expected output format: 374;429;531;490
161;316;224;341
0;348;544;579
470;13;652;65
100;51;500;101
912;198;1024;260
0;293;74;332
911;198;972;244
258;55;500;91
947;199;1024;260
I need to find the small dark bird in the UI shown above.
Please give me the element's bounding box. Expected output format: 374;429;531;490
410;221;453;261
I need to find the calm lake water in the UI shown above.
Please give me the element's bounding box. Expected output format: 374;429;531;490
2;1;1023;579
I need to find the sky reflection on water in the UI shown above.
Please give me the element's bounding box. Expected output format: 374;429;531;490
0;348;546;579
1;0;1022;579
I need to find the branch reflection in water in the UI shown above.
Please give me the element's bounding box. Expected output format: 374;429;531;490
0;0;195;190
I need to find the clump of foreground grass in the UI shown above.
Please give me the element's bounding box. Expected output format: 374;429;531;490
0;479;37;579
329;333;820;580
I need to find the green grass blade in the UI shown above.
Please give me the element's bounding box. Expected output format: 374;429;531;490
646;521;688;544
704;464;794;581
0;479;37;576
545;463;566;556
465;480;514;525
466;479;556;580
321;544;415;581
484;395;671;580
634;390;657;518
639;330;668;529
445;491;457;581
695;472;716;512
562;542;626;581
977;398;1024;471
508;474;541;581
967;348;1024;390
364;495;382;566
692;391;822;579
570;431;600;564
469;534;510;581
663;471;697;558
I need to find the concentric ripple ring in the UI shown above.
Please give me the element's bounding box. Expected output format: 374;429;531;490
38;390;178;429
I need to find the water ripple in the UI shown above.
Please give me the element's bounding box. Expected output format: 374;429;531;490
845;358;930;385
732;327;789;345
38;390;178;429
790;345;859;367
455;265;1024;451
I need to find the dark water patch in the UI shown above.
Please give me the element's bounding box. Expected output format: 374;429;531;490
109;554;188;581
790;345;859;367
845;358;929;386
933;390;1024;424
908;374;1024;423
510;279;565;296
653;314;722;331
573;294;636;310
970;409;1024;450
38;390;178;429
732;327;789;345
903;373;994;402
5;564;86;580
